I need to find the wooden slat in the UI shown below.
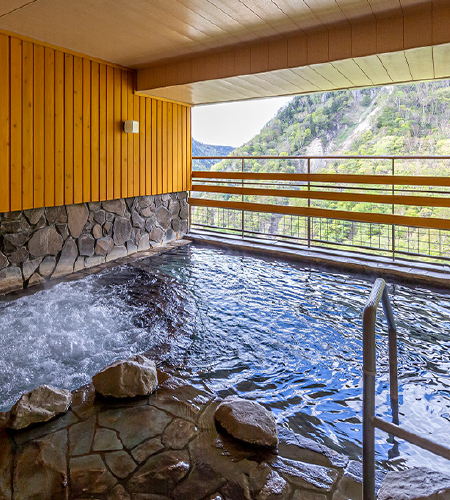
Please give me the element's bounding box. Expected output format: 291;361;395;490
139;96;146;196
177;105;183;193
106;65;114;200
162;101;168;193
127;71;134;196
82;58;91;201
33;44;45;209
0;34;10;213
99;63;107;201
187;107;192;190
151;98;157;195
172;104;179;192
22;41;34;210
10;38;22;211
44;47;55;207
73;56;83;204
54;50;64;206
167;102;173;193
157;100;163;194
181;106;187;191
133;92;140;197
121;70;128;198
64;53;74;204
192;171;450;187
193;184;450;208
145;98;152;195
113;68;121;199
189;198;450;231
90;61;100;202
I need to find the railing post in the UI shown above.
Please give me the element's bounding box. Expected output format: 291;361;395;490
241;158;244;238
392;158;395;261
307;158;311;247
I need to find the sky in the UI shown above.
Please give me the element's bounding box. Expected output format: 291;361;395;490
192;95;293;147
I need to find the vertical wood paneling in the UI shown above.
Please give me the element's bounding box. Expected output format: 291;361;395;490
0;33;192;213
0;34;10;213
90;61;100;202
54;50;64;206
33;45;45;209
121;71;128;199
10;38;22;211
73;56;83;204
82;59;91;201
187;107;192;190
44;48;55;207
139;97;146;196
113;68;121;199
99;64;107;201
64;53;74;204
22;41;34;210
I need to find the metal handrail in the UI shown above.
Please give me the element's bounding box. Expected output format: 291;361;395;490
362;279;450;500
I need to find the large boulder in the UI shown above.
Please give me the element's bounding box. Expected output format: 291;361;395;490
214;397;278;448
8;385;73;430
0;266;22;294
53;238;78;277
113;217;132;246
67;204;89;238
103;199;126;216
92;355;158;398
378;467;450;500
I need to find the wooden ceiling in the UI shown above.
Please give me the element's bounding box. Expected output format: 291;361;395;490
0;0;447;105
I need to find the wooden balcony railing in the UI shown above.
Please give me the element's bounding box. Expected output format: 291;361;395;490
189;155;450;262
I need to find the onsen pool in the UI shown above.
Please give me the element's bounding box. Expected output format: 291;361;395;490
1;244;449;474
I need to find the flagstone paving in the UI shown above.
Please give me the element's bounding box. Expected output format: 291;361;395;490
0;370;367;500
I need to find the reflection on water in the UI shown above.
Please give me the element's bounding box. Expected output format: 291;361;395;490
0;244;449;473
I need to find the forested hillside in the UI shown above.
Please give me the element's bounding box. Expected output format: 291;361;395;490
192;139;233;170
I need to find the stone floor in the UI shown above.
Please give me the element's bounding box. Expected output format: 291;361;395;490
0;368;370;500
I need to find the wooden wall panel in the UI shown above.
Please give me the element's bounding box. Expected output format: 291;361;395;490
0;32;192;213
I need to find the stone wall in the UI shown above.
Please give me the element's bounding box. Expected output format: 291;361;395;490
0;192;189;295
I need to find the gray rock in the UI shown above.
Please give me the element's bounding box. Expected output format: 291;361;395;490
2;210;22;220
1;216;30;234
378;467;450;500
155;206;171;229
131;437;164;463
33;215;47;230
85;255;106;268
164;228;176;243
53;238;78;277
125;197;135;211
113;217;132;246
256;470;290;500
106;212;115;222
132;211;145;229
141;207;153;217
177;192;188;201
214;397;278;448
162;419;196;450
56;223;70;240
8;247;28;265
106;245;127;262
93;210;106;225
28;273;45;287
138;234;151;252
0;266;22;294
83;221;94;234
0;251;7;270
104;451;137;479
8;385;72;430
145;215;156;233
0;428;13;500
271;457;338;492
162;193;171;202
149;227;164;243
78;233;95;257
22;257;43;281
69;416;96;456
88;201;102;211
39;256;56;277
126;241;138;255
67;203;89;238
172;217;181;233
45;206;67;224
169;200;180;216
3;232;30;251
95;237;114;256
92;223;102;239
28;227;63;257
138;196;153;209
74;256;85;272
70;455;117;496
104;221;113;236
180;204;189;219
93;355;158;398
103;199;126;216
92;428;123;452
181;219;188;233
155;196;163;208
23;208;45;225
133;228;142;246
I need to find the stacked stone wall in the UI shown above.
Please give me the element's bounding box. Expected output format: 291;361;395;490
0;192;189;295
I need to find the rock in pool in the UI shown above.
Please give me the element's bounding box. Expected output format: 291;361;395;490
93;354;158;398
8;385;73;430
214;396;278;448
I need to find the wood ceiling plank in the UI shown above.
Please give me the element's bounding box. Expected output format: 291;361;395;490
286;69;322;92
353;54;392;84
404;46;434;80
368;0;402;17
331;59;373;86
433;43;450;79
335;0;374;21
291;66;335;90
0;0;32;17
378;51;412;82
303;0;350;25
312;62;354;88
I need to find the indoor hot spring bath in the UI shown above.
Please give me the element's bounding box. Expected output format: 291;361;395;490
1;242;450;500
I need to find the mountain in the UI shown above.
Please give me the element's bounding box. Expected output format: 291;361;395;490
192;139;233;170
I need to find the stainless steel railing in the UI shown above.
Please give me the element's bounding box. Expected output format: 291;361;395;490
362;279;450;500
